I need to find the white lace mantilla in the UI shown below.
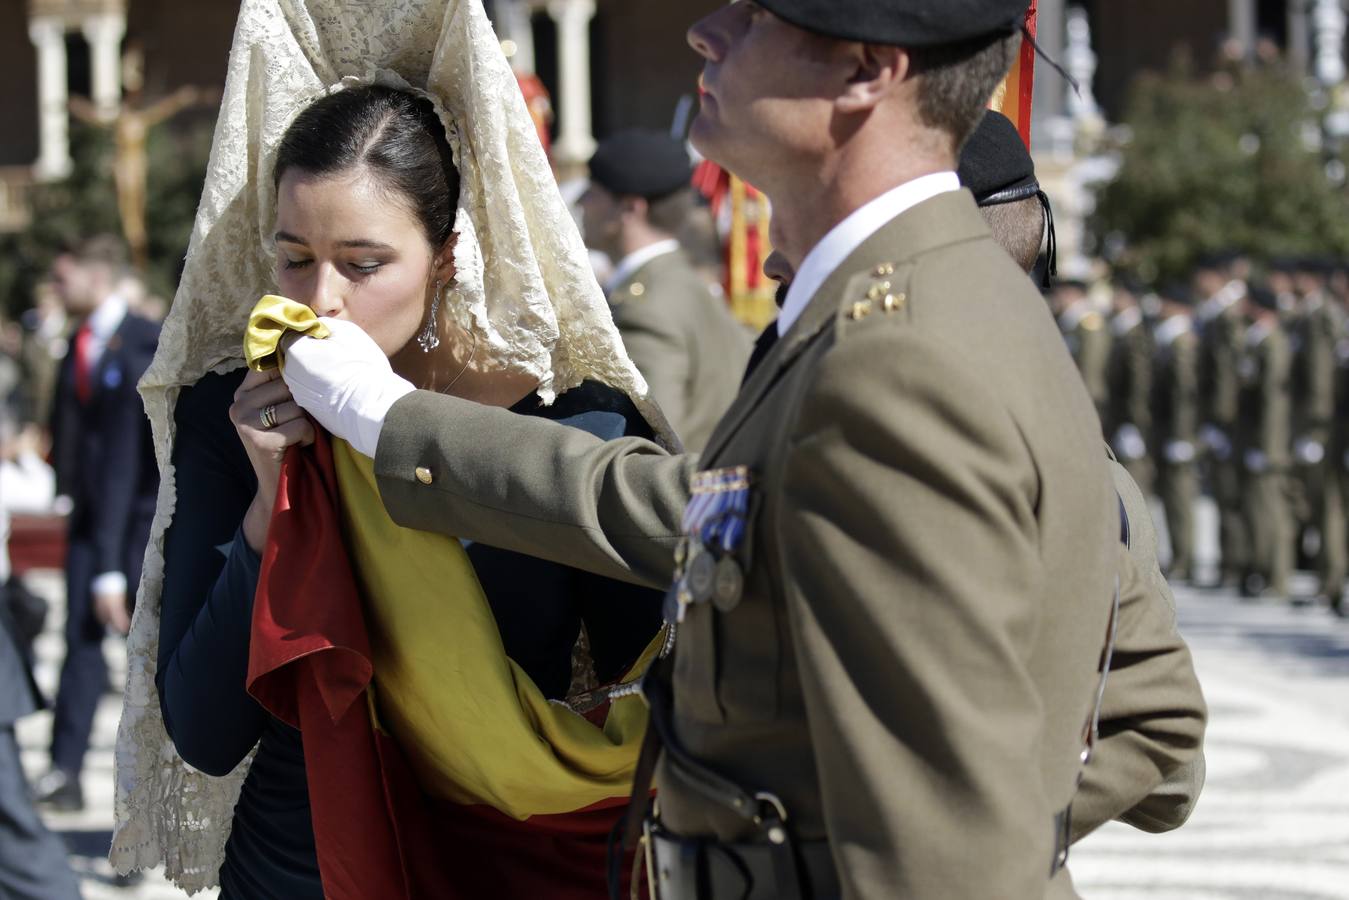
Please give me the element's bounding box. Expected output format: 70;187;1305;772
111;0;672;890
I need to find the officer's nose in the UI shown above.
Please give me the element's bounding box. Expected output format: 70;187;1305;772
687;8;727;62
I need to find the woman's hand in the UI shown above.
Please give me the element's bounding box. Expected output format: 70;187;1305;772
230;369;315;553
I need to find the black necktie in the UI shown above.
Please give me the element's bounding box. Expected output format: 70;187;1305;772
742;323;780;385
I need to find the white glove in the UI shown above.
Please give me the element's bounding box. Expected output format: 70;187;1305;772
1200;425;1232;461
1113;424;1147;461
1164;440;1196;464
1293;437;1325;466
282;317;416;458
1244;449;1268;474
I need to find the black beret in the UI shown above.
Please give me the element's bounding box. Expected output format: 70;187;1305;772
1195;250;1241;271
588;130;693;200
958;111;1038;206
1158;282;1195;307
758;0;1028;47
1248;285;1280;312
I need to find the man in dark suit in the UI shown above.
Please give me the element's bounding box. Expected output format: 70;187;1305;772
35;235;160;811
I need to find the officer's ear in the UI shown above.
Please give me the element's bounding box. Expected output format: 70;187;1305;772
618;195;650;226
836;43;908;115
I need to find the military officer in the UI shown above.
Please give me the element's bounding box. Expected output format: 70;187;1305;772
580;131;751;451
1151;284;1201;583
284;2;1198;895
1052;278;1112;426
1286;259;1345;604
1236;286;1294;601
956;116;1204;838
1106;279;1155;494
1195;252;1249;586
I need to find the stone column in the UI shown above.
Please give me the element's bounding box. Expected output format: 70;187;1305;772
1064;6;1101;126
1289;0;1312;74
28;16;71;181
547;0;597;167
1229;0;1257;58
1031;0;1067;130
1313;0;1347;86
495;0;538;73
82;11;126;117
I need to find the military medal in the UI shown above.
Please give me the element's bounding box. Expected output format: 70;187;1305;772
712;556;744;612
672;465;754;619
685;547;718;605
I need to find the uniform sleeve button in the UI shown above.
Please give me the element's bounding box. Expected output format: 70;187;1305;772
415;466;434;485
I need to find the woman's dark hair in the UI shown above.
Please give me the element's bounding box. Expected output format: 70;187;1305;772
274;85;460;247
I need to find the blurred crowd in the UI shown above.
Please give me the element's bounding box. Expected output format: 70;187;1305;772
2;236;163;897
1053;252;1349;613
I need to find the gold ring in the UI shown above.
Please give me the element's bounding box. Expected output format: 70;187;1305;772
259;404;278;430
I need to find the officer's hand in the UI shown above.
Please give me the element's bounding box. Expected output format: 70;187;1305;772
230;369;315;552
282;317;415;459
94;589;131;635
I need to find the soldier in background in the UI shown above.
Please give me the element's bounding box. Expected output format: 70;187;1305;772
1195;253;1249;587
1152;284;1201;583
1235;286;1294;602
1107;279;1155;493
580;130;751;451
1051;279;1111;426
1286;258;1345;604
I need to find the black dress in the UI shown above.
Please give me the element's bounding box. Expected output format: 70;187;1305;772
156;370;663;900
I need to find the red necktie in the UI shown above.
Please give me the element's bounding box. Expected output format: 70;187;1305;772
73;322;94;405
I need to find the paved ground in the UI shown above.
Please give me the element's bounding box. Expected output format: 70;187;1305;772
12;499;1349;898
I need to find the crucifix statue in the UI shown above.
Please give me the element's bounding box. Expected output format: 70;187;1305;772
69;42;217;271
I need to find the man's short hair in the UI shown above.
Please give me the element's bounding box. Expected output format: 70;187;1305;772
64;234;130;271
910;32;1021;150
646;188;697;237
981;195;1045;273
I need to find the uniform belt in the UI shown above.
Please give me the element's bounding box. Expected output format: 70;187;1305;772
646;825;839;900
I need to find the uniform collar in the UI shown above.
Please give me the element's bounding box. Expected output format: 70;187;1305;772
1154;314;1191;347
1059;298;1093;332
606;239;680;296
778;171;960;337
1246;318;1273;347
1111;305;1142;336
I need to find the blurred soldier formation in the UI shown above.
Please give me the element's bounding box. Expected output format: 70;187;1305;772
1055;253;1349;614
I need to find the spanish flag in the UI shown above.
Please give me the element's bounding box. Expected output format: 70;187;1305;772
243;298;660;899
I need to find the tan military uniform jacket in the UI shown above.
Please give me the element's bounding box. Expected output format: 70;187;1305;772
610;249;751;451
1106;310;1154;447
1200;301;1246;430
1153;321;1201;452
374;192;1205;898
1237;323;1293;468
1290;296;1344;447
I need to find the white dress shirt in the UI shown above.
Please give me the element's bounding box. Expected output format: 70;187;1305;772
605;239;681;297
81;293;129;370
778;172;961;336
